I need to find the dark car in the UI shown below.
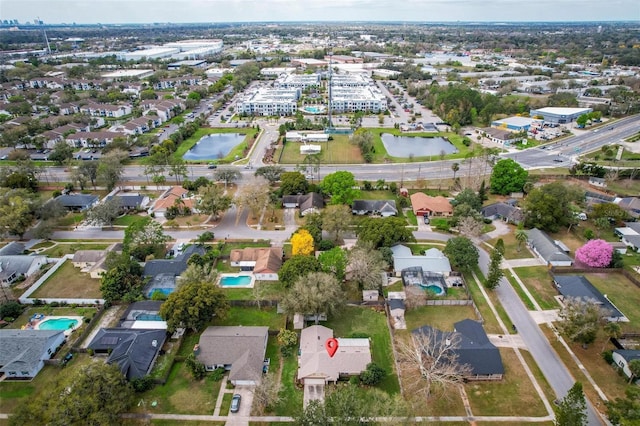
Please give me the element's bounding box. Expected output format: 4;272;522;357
230;394;241;413
207;163;218;169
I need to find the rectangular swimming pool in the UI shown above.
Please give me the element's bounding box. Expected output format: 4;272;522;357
220;275;252;287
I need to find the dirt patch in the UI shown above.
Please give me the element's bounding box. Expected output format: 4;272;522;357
79;305;127;348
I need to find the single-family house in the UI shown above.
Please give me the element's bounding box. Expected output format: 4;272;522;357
0;329;66;379
149;186;196;217
390;245;452;277
0;255;48;286
413;319;504;381
552;275;627;322
143;245;206;297
87;328;167;380
614;222;640;251
410;193;453;217
195;326;269;386
282;193;324;216
588;177;607;188
229;247;283;281
54;194;99;211
617;197;640;218
0;242;25;256
481;202;524;225
526;228;573;266
612;350;640;380
109;194;149;212
72;249;110;279
481;127;522;145
297;325;371;384
351;199;397;217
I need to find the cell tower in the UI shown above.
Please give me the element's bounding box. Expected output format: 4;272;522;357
327;51;333;130
38;17;51;55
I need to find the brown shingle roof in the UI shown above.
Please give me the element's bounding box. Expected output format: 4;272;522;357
410;193;452;215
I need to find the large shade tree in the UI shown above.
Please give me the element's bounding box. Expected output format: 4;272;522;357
443;237;479;273
160;280;229;332
321;170;358;205
357;217;416;248
280;272;344;324
575;239;613;268
523;182;584;232
489;158;528;195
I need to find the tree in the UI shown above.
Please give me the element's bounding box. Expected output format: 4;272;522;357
558;297;608;346
255;165;284;184
278;255;322;288
523;182;584;232
280;272;344;324
77;161;99;189
360;362;386;386
555;382;587;426
397;328;473;399
168;157;188;185
606;387;640;425
321;171;358;205
85;197;122;227
302;212;322;243
490;158;528;195
0;195;35;238
97;149;126;191
185;353;206;380
457;216;484;238
602;322;622;351
357;217;416;248
237;177;270;220
347;244;388;290
0;301;24;318
123;217;170;260
515;228;528;252
443;237;479;273
575;239;613;268
451;188;482;211
318;247;348;281
214;167;241;188
160;281;229;332
198;184;232;221
321;204;352;243
484;246;504;290
291;229;315;256
628;359;640;384
280;171;308;195
277;328;298;356
48;141;74;165
100;255;144;303
252;373;281;415
9;363;133;426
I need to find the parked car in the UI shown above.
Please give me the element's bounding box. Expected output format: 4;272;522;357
207;163;218;169
230;394;241;413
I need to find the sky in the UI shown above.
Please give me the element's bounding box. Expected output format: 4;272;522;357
2;0;639;24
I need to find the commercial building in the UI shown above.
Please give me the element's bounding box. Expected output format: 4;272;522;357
491;116;537;132
529;107;592;124
274;73;321;89
329;86;387;113
167;60;207;70
236;88;300;116
101;69;154;80
261;67;296;77
120;48;179;61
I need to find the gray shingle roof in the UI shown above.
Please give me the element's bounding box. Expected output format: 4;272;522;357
55;194;99;208
413;319;504;376
0;329;65;376
0;242;25;256
481;202;524;223
88;328;167;379
143;245;206;278
0;255;46;282
527;228;573;264
553;275;624;318
352;199;397;215
196;326;269;383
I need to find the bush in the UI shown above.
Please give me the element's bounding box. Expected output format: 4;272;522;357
52;190;62;198
0;301;24;319
602;350;614;364
349;375;361;385
87;348;94;356
185;353;206;380
317;240;335;251
360;362;386;386
131;376;155;392
211;367;225;382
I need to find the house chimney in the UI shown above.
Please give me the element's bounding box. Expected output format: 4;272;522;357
445;338;451;346
152;340;157;347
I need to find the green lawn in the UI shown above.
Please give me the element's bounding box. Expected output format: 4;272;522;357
133;361;222;415
41;243;110;257
223;281;287;301
584;272;640;332
56;213;85;227
273;354;303;416
463;271;502;334
30;241;55;250
355;190;395;200
512;266;559;310
466;349;548;417
279;134;363;164
325;306;400;394
214;306;285;331
113;214;149;227
220;241;271;256
404;305;479;332
487;232;534;260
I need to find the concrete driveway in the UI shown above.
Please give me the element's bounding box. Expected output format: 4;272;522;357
225;385;254;426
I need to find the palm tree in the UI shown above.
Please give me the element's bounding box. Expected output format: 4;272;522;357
515;229;528;252
602;322;621;352
451;162;460;180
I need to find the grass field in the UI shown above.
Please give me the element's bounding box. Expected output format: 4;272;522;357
463;271;503;334
511;266;559;310
41;243;110;257
214;306;286;331
273;354;303;416
466;349;548;417
279;135;363;164
404;305;479;332
30;260;102;299
325;306;400;394
505;271;536;310
113;214;149;227
584;272;640;332
487;232;534;260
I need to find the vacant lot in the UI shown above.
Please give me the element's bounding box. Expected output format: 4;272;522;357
466;349;548;417
30;261;102;299
584;272;640;332
512;266;559;310
404;305;479;332
214;306;285;331
279;134;363;164
42;243;110;257
487;232;534;260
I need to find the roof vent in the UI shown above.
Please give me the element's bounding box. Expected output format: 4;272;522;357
445;338;451;346
152;340;157;347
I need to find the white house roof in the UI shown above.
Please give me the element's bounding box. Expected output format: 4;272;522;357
390;245;452;274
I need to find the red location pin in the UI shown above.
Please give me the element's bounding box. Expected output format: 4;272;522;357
325;338;339;358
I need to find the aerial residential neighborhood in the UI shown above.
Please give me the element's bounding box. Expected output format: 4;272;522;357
0;16;639;426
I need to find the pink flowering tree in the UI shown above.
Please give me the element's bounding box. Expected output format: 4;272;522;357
575;239;613;268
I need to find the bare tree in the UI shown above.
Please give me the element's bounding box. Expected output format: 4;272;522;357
397;329;472;399
347;244;388;290
237;177;270;220
457;216;484;238
404;286;427;309
558;297;610;347
252;373;281;415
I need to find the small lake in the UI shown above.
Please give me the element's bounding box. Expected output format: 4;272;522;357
381;134;457;158
182;133;246;161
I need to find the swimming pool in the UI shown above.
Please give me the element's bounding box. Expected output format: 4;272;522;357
148;288;174;298
420;284;445;296
37;317;79;330
302;105;326;114
219;274;254;288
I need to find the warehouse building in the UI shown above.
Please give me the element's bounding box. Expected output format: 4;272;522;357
491;116;538;132
529;107;592;124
